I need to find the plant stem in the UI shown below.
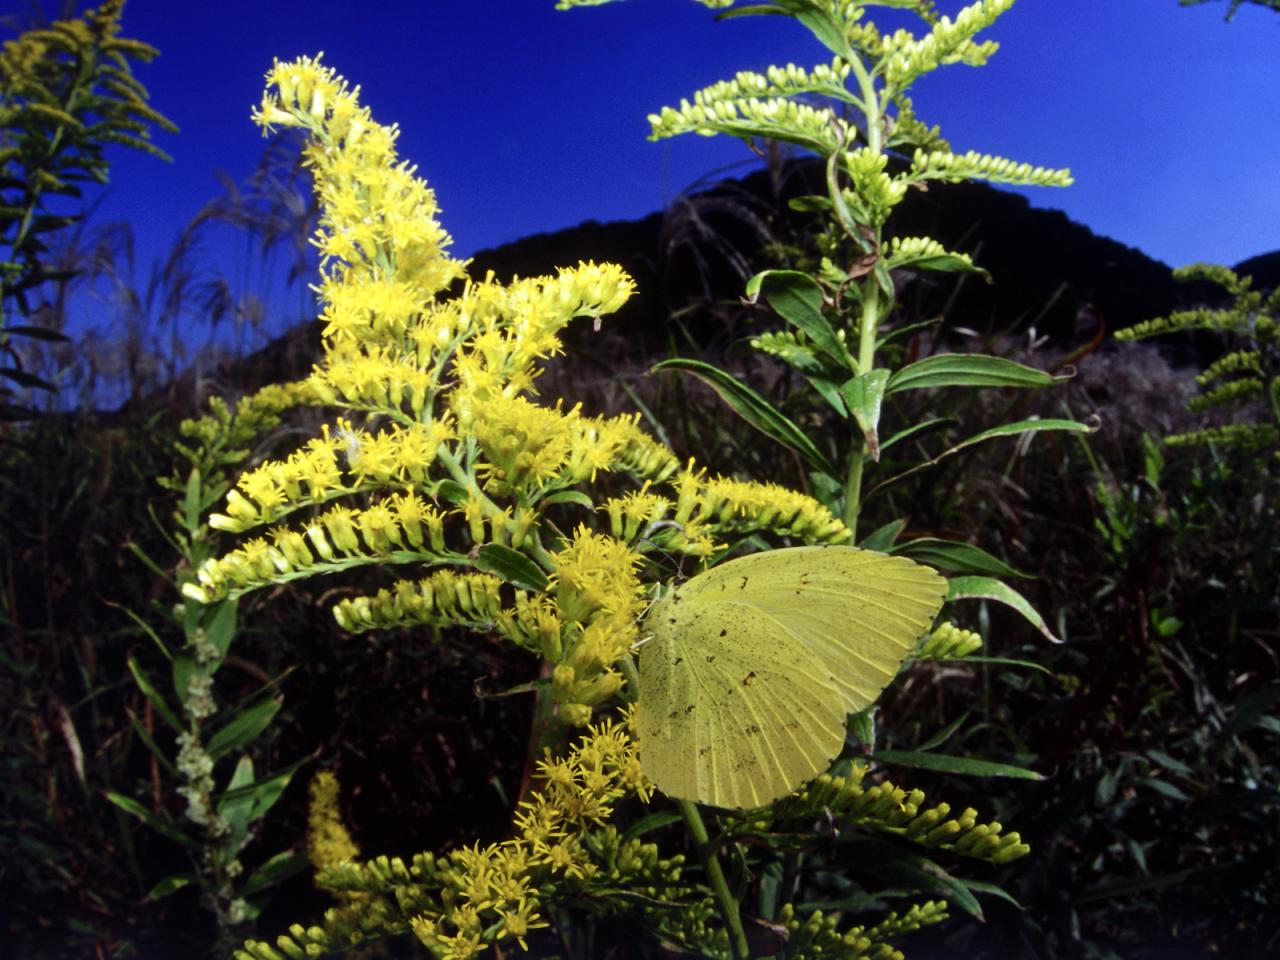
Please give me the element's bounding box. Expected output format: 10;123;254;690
676;799;749;960
842;276;882;536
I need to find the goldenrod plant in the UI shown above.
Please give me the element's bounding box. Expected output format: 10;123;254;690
1116;264;1279;464
108;383;315;951
0;0;175;419
159;54;1040;959
560;0;1091;646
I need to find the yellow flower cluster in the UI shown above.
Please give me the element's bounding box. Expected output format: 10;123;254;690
255;55;464;298
333;570;505;634
773;899;949;960
187;493;447;603
916;621;983;659
780;765;1030;865
210;419;453;534
407;717;660;958
544;529;646;724
307;770;360;873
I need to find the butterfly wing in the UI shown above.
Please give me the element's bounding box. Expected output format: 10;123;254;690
635;546;946;809
636;585;847;810
679;546;946;713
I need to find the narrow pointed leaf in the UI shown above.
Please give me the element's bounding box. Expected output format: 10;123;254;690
888;354;1062;393
474;543;550;592
183;468;200;534
127;658;182;732
746;269;853;370
893;538;1031;578
869;418;1093;495
652;358;835;474
104;791;192;847
840;369;890;460
242;850;310;897
859;518;905;552
145;874;195;900
205;697;281;760
875;749;1042;780
947;575;1060;643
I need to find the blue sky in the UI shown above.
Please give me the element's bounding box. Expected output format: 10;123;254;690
20;1;1280;295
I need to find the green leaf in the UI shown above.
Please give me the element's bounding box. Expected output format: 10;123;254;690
104;791;192;847
172;655;196;707
947;575;1060;643
746;269;853;370
218;756;257;859
125;542;176;595
622;811;684;842
887;354;1061;393
652;358;835;474
145;874;195;900
837;839;983;919
874;750;1042;780
859;518;905;552
869;418;1094;497
803;373;848;416
892;538;1031;578
202;600;237;664
127;658;182;732
474;543;550;592
840;369;890;460
434;479;469;505
1139;778;1191;802
1215;685;1280;749
960;656;1052;675
961;879;1024;911
241;850;309;898
889;249;989;276
539;489;595;510
786;194;832;213
124;708;179;777
183;468;201;534
205;697;282;760
876;317;941;350
914;713;970;752
877;417;953;456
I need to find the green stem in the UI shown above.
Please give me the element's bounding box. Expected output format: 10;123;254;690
842;276;881;535
676;799;749;960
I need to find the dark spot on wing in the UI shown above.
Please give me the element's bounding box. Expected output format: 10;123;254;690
673;656;683;666
705;654;716;663
739;576;749;591
719;628;727;637
685;704;696;714
742;671;756;686
744;723;760;735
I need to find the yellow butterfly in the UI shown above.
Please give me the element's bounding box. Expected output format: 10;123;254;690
635;545;946;810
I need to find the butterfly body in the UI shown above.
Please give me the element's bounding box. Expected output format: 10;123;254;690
635;545;946;810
